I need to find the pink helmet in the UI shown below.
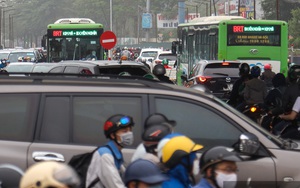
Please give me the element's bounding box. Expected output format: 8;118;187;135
264;64;271;70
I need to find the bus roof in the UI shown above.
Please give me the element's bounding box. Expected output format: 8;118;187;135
178;16;287;27
47;18;104;29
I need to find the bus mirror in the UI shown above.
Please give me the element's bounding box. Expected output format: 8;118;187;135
209;32;216;36
178;43;182;54
171;41;178;54
188;30;194;36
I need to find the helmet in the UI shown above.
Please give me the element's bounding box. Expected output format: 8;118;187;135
239;63;250;75
264;64;271;70
250;66;261;78
200;146;242;173
18;57;23;62
142;122;173;142
272;73;286;88
157;133;183;160
144;113;176;128
124;47;128;50
161;135;203;168
162;59;169;66
103;114;135;138
288;65;300;82
153;64;166;76
20;161;80;188
124;159;169;186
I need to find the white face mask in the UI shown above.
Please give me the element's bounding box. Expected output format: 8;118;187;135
215;171;237;188
117;132;134;147
192;159;200;176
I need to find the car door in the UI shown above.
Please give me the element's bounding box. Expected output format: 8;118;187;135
149;94;277;186
0;94;40;171
27;93;148;168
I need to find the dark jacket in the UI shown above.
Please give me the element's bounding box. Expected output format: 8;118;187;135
261;70;276;87
244;78;267;104
228;74;251;107
157;75;174;84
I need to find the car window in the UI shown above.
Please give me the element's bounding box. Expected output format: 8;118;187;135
39;95;144;147
141;51;159;58
9;52;35;62
49;66;65;73
0;94;39;141
203;63;240;76
158;54;177;61
0;52;10;59
154;97;242;149
64;66;79;73
99;67;149;76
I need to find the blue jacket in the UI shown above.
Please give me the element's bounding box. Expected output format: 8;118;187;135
193;178;214;188
162;164;192;188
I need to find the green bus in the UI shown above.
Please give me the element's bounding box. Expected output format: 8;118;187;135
176;16;288;85
44;18;104;62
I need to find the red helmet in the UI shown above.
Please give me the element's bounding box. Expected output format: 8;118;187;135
264;64;271;70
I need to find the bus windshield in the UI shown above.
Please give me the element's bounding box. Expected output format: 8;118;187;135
46;18;104;62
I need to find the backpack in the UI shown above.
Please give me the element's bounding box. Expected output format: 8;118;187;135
68;145;113;188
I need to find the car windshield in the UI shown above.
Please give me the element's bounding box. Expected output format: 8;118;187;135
9;52;35;62
6;64;34;72
0;52;10;59
141;51;159;58
203;63;240;76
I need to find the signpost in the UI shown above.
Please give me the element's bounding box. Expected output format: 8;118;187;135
100;31;117;50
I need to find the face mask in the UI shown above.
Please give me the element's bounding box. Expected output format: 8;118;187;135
192;159;200;176
215;171;237;188
117;132;134;147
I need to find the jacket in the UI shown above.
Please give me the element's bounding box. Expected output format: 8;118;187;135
86;140;126;188
261;70;275;87
162;164;192;188
193;178;214;188
244;78;267;104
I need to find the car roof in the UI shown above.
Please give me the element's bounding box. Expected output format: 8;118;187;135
140;48;162;52
60;60;147;67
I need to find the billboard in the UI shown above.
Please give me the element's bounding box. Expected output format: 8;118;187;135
156;13;200;28
239;0;255;19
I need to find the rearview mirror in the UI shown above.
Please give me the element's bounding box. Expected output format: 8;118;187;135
238;132;260;155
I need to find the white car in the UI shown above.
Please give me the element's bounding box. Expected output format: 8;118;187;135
137;48;162;71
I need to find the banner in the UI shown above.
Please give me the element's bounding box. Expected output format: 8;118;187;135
156;13;200;28
239;0;255;19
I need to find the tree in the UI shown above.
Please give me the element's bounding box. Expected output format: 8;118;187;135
261;0;300;21
288;8;300;47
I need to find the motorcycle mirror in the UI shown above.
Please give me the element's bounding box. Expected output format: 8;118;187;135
238;132;260;155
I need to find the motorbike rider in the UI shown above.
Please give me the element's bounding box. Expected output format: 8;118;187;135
193;146;242;188
228;63;251;107
124;159;169;188
86;114;135;188
261;64;276;88
131;113;175;163
236;66;267;112
153;64;173;84
20;161;80;188
121;47;131;60
158;135;204;187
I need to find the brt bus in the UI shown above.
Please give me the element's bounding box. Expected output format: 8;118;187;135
43;18;104;62
176;16;288;85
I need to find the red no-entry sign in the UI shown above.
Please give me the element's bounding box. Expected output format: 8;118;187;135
100;31;117;50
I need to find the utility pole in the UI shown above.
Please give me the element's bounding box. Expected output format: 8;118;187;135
145;0;150;42
276;0;279;20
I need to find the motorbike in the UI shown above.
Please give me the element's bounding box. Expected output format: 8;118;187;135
113;52;121;60
242;104;268;124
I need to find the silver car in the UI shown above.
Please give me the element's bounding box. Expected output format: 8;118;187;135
0;75;299;187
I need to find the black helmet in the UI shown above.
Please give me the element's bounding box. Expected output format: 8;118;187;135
288;65;300;82
239;63;250;76
142;122;173;142
250;66;261;78
124;159;169;186
153;64;166;76
272;73;286;88
144;113;176;128
200;146;242;173
103;114;134;138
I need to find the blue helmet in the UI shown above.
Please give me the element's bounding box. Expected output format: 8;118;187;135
124;159;168;186
250;66;261;78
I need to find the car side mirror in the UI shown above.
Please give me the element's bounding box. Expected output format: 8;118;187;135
238;132;260;155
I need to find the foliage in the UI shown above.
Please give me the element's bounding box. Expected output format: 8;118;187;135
288;8;300;48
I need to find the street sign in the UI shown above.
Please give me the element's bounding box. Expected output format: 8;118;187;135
142;13;152;29
100;31;117;50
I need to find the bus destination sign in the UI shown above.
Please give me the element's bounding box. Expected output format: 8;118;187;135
227;24;281;46
49;30;99;37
